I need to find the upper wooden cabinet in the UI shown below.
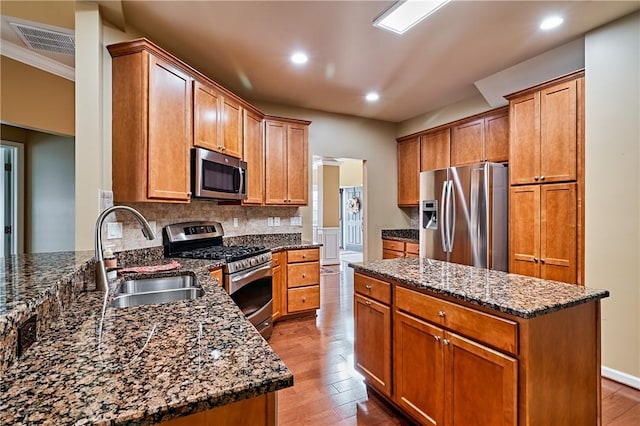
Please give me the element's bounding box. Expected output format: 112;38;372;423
450;107;509;166
420;128;450;172
264;116;310;205
397;137;420;206
193;80;243;158
109;46;192;203
242;109;265;205
508;73;582;185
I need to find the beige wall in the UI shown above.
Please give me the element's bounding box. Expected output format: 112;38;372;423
585;12;640;380
340;159;363;188
0;56;74;136
253;101;408;260
322;165;340;228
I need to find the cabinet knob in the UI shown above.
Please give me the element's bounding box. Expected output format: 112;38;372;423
302;273;306;278
302;254;306;259
443;339;450;346
534;176;539;181
365;300;371;306
540;175;545;181
533;257;539;263
302;297;306;302
434;335;441;342
541;258;546;264
438;311;446;318
365;285;372;291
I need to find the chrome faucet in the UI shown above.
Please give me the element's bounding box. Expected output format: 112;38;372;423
94;205;156;291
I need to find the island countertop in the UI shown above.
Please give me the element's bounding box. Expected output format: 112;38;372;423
0;254;292;425
349;257;609;318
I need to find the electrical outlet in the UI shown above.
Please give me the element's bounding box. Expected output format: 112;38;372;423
274;217;280;227
267;217;274;227
107;222;123;239
233;218;239;227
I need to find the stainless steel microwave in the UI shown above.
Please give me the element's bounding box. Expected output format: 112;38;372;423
191;147;247;200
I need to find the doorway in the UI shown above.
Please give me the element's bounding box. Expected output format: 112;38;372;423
1;141;22;256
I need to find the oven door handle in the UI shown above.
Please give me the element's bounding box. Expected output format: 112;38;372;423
228;262;273;295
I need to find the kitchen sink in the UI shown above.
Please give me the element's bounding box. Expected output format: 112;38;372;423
116;275;197;295
110;275;203;309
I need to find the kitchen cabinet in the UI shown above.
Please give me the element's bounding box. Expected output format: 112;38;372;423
109;46;192;203
242;109;265;205
354;273;392;397
510;183;577;284
382;238;419;259
193;80;243;159
450;107;509;166
159;392;275;425
420;128;450;172
271;251;284;321
397;137;420;206
284;248;320;315
508;75;581;185
264;117;310;205
210;267;223;287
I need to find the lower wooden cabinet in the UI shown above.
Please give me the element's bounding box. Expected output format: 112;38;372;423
210;267;223;286
271;252;284;321
382;238;420;259
354;273;392;397
272;248;320;320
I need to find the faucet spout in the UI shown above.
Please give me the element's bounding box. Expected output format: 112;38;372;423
94;206;156;292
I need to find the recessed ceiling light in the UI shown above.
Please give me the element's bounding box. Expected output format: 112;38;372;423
365;92;380;102
540;16;564;31
373;0;450;35
290;51;308;65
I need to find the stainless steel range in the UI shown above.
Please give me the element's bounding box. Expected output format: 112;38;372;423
163;221;273;339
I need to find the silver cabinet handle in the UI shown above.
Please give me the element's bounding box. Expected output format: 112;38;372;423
365;300;371;306
365;285;372;290
533;257;539;263
443;339;450;346
534;176;539;181
540;176;545;181
541;258;545;264
434;335;441;342
438;311;446;318
302;273;306;278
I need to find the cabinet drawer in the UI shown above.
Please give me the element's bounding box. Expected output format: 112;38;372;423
405;242;419;255
382;239;405;252
382;249;404;259
354;273;391;305
288;286;320;312
287;262;320;288
287;248;319;263
395;286;518;355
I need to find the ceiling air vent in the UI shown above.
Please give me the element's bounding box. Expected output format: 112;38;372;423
9;22;75;56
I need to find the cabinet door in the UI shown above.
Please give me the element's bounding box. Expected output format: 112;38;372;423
264;120;287;204
510;92;540;185
382;249;404;259
421;129;450;171
484;110;509;163
541;183;577;283
509;185;540;277
147;55;192;201
221;97;243;158
444;332;517;426
286;123;308;205
243;110;264;205
451;119;484;166
354;294;392;397
193;80;220;151
540;80;577;183
394;311;444;426
398;138;420;206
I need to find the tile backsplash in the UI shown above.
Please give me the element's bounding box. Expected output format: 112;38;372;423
105;201;303;252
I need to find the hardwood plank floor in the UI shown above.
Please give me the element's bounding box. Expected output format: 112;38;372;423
269;261;640;425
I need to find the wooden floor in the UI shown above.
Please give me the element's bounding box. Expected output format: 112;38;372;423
269;261;640;426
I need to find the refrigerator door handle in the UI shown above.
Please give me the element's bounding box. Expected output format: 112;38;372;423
448;180;456;252
440;180;448;252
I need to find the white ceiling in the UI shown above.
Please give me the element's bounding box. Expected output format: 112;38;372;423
2;1;639;123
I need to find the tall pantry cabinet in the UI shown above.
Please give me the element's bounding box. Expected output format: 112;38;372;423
506;70;585;284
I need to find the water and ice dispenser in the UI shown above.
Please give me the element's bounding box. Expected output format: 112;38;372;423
422;200;438;230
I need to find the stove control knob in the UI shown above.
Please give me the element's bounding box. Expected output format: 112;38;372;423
251;257;258;266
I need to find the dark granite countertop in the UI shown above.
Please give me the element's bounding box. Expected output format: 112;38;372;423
0;253;292;425
349;257;609;319
381;229;419;243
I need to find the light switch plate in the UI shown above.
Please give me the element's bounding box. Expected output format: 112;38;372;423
267;217;274;227
274;217;280;226
107;222;123;239
233;218;239;227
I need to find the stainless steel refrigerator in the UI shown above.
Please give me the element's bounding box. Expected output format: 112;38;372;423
419;163;508;271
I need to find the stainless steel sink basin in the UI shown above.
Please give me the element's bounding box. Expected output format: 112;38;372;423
116;275;197;295
110;275;203;309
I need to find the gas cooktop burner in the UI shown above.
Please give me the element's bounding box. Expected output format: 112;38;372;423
176;245;270;262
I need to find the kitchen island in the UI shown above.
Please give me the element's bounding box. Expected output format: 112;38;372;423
350;257;609;426
0;249;295;425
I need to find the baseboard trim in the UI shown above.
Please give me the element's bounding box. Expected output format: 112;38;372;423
602;366;640;390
